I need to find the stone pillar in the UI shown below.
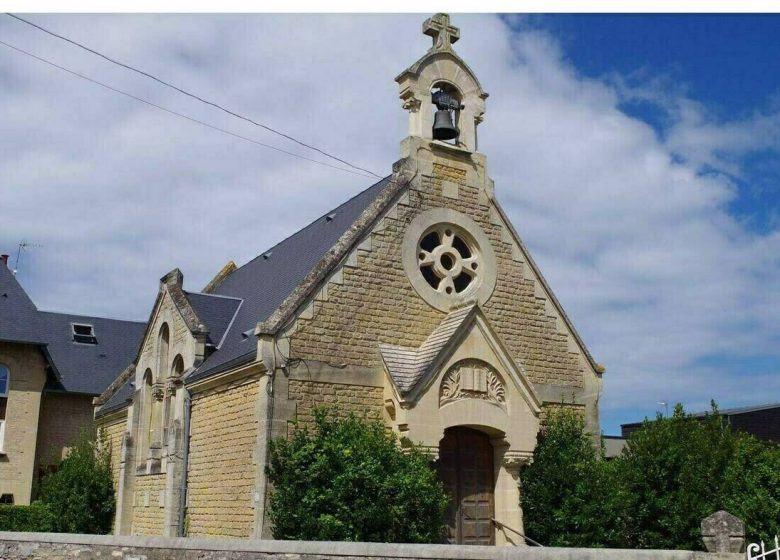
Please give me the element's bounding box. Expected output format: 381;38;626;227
701;510;746;553
114;429;135;535
491;439;529;546
162;416;183;537
252;373;272;538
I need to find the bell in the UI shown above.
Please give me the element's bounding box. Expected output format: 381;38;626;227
432;109;459;141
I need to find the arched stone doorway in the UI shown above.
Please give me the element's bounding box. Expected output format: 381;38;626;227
437;427;495;545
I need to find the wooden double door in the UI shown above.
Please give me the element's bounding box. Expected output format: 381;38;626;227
438;427;495;545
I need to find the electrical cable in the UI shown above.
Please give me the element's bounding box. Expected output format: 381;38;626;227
6;13;383;179
0;38;377;179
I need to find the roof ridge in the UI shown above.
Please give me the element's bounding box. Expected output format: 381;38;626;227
37;309;145;325
184;290;243;302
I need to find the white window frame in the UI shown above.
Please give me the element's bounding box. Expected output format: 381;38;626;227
0;419;5;453
71;323;97;344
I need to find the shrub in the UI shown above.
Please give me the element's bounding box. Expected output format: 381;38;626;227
267;409;449;543
721;432;780;544
0;503;56;532
617;403;734;550
38;428;115;534
521;406;624;547
522;402;780;550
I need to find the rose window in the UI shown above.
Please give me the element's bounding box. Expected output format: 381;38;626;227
417;225;480;296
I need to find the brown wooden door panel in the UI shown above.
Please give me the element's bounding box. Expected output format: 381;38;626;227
438;427;495;545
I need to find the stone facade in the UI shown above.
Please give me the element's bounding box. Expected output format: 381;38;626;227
35;392;94;469
0;342;47;505
287;379;384;428
131;473;167;535
98;413;127;491
289;160;587;389
187;380;258;538
94;13;604;544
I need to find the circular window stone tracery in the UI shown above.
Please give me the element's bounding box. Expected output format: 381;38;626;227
417;224;480;296
402;208;496;311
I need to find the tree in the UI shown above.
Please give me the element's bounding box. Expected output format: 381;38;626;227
267;409;449;543
522;402;780;550
521;407;624;547
618;402;780;549
721;434;780;544
38;428;115;534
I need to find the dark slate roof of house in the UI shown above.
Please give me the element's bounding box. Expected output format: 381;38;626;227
0;262;144;396
97;375;135;416
187;176;392;383
0;263;46;344
38;311;145;395
184;292;242;348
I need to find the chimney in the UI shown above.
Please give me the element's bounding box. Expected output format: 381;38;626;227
0;255;8;267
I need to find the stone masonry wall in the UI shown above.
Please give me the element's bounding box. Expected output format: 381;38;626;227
187;380;258;538
97;414;126;492
290;161;584;388
131;473;166;535
0;532;741;560
0;342;47;505
35;392;95;468
287;380;383;432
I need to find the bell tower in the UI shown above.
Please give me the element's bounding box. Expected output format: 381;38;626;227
396;13;488;154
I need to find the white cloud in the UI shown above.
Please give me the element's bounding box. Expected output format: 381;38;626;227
1;14;779;431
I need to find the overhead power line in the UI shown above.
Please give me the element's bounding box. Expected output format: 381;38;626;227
6;13;383;179
0;39;377;179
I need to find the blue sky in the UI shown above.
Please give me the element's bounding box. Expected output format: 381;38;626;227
522;14;780;432
528;14;780;234
1;14;779;436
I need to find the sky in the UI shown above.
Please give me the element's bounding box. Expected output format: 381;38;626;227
1;14;779;435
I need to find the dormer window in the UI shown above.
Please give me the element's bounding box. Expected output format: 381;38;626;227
72;323;97;345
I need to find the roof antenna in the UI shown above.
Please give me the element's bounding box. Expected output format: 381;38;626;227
14;240;43;276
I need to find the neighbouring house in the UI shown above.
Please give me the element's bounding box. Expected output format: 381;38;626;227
94;13;605;545
0;255;144;505
605;402;780;458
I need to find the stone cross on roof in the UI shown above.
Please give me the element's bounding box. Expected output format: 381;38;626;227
423;13;460;51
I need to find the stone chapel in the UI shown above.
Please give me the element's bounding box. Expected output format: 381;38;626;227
94;13;604;546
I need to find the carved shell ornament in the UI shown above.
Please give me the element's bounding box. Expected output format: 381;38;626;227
440;360;506;409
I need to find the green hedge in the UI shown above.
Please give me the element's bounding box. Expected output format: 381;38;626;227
0;503;56;532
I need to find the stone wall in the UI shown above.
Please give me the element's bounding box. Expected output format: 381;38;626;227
35;392;95;469
289;160;585;389
0;532;742;560
187;380;258;538
287;379;383;430
132;473;167;535
0;342;47;505
97;414;127;491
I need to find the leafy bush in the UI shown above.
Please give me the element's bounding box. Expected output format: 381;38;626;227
267;409;449;543
619;403;780;548
38;428;115;534
0;503;56;532
522;402;780;550
521;407;624;547
721;434;780;544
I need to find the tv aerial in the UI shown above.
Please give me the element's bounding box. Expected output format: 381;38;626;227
13;240;43;276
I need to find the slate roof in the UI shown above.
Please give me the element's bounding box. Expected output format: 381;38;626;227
184;292;242;348
38;311;145;395
186;176;392;383
0;262;144;396
0;262;45;344
380;304;476;395
95;374;135;416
